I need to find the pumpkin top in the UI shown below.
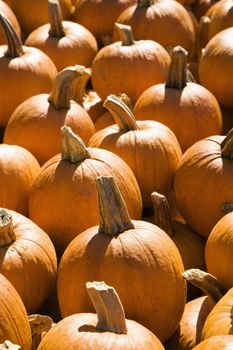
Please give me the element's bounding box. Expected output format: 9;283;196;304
221;127;233;159
48;0;65;38
137;0;156;8
0;208;16;246
86;281;127;334
151;192;173;237
114;23;135;46
165;46;188;89
29;314;53;350
96;176;134;237
0;12;23;58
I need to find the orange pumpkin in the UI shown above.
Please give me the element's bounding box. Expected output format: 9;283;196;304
57;176;186;342
4;66;95;165
29;126;142;257
0;0;21;44
206;0;233;41
0;13;57;127
25;0;98;72
38;281;165;350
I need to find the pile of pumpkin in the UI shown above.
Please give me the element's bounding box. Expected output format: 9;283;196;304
0;0;233;349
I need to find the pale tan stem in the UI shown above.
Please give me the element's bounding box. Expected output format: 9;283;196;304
221;128;233;159
48;66;86;110
165;46;188;89
86;281;127;334
183;269;226;304
0;13;24;58
61;126;91;163
114;23;135;46
29;314;53;350
48;0;65;38
0;341;20;350
103;95;139;131
0;209;16;247
96;176;134;236
151;192;173;237
72;66;91;104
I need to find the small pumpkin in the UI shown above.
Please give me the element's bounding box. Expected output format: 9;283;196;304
91;23;170;104
38;281;165;350
57;176;186;342
25;0;98;72
4;65;95;165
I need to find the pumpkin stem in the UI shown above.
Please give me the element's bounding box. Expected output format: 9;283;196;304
71;66;92;104
114;23;135;46
165;46;188;89
151;192;173;237
223;203;233;214
103;95;139;131
194;16;210;61
0;13;24;58
0;341;20;350
86;281;128;334
221;128;233;159
183;269;226;304
137;0;156;8
48;0;65;38
61;126;91;163
29;314;53;350
0;209;16;247
96;176;134;236
48;66;86;110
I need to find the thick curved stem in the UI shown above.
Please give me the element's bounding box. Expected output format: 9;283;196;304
165;46;188;89
0;13;24;58
114;23;135;46
151;192;173;237
96;176;134;236
103;95;139;131
48;0;65;38
29;314;53;350
61;126;91;163
183;269;226;304
221;128;233;159
86;281;127;334
48;66;86;110
72;66;91;104
0;209;16;247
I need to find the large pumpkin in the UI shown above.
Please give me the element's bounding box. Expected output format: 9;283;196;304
174;129;233;238
29;126;142;257
57;176;186;342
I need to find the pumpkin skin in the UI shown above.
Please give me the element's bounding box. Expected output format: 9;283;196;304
29;128;142;257
0;208;57;313
199;27;233;109
113;0;195;59
0;273;32;350
193;335;233;350
134;46;222;153
72;0;137;45
4;66;95;165
174;134;233;238
91;24;170;104
57;189;186;342
0;0;21;44
0;144;40;216
4;0;73;36
206;0;233;41
25;1;98;72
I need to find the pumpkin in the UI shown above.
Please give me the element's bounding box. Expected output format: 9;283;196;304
25;0;98;72
38;281;165;350
91;23;170;104
174;129;233;238
150;192;205;299
0;0;21;44
0;144;40;216
193;335;233;350
89;95;182;211
4;0;73;36
165;269;226;350
4;66;95;165
134;46;222;152
0;13;57;127
191;0;218;21
0;208;57;313
199;27;233;109
29;126;142;257
72;0;137;45
57;175;186;342
113;0;195;59
0;273;32;349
